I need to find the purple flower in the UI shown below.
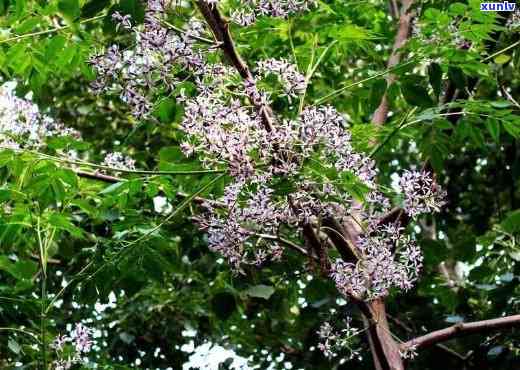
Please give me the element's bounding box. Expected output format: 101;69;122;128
71;323;93;354
51;323;94;369
231;0;317;25
399;170;446;217
0;82;79;148
101;152;136;173
112;11;132;30
51;334;68;351
317;319;361;359
257;58;306;99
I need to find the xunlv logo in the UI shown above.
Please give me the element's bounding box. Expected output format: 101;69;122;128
480;1;517;11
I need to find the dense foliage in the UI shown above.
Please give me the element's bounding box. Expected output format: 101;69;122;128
0;1;519;369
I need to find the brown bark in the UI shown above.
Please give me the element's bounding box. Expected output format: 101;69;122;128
363;1;415;369
75;169;120;183
195;1;275;131
325;210;405;369
402;314;520;351
372;0;414;126
365;299;405;370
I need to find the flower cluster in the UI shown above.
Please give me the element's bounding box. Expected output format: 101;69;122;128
183;89;393;270
257;58;306;99
52;323;94;370
112;10;132;30
447;22;470;49
93;0;446;296
93;4;448;362
197;182;285;271
90;0;211;118
0;82;78;149
230;0;318;26
399;170;446;217
399;344;418;360
317;320;361;360
181;80;264;178
411;19;470;49
101;151;136;172
331;225;424;300
506;10;520;30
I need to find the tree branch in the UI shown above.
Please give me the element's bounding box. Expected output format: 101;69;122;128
372;0;414;125
387;314;473;362
402;314;520;350
322;217;358;262
195;1;275;131
377;207;410;228
75;169;121;183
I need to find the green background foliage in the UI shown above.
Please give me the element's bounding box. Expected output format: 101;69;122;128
0;0;519;369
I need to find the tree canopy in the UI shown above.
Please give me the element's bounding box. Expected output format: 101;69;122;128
0;1;519;369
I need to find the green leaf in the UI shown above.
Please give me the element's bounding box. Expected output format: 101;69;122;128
45;35;67;62
490;100;511;108
100;182;126;195
9;260;37;280
494;54;511;65
159;146;184;163
246;284;275;300
485;118;500;142
503;121;520;138
58;0;80;21
401;81;434;108
449;2;467;15
501;210;520;233
47;213;84;238
8;339;21;354
428;63;443;99
327;24;372;42
0;257;37;281
0;255;13;274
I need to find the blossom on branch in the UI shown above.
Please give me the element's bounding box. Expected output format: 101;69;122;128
256;58;306;99
399;170;446;217
91;3;449;357
317;320;361;360
0;82;79;149
230;0;318;25
51;323;94;369
101;152;136;172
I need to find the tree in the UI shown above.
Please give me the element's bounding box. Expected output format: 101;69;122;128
0;1;519;369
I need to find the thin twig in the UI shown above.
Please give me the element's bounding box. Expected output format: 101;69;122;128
315;59;417;105
402;314;520;350
160;18;219;45
482;40;520;62
0;14;106;44
4;147;224;175
0;327;41;344
195;1;276;131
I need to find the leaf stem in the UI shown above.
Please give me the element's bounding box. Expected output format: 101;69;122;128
3;148;225;175
0;14;106;44
82;173;226;283
482;40;520;62
315;59;417;105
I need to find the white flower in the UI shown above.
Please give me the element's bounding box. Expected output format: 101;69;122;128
153;196;173;214
101;152;136;171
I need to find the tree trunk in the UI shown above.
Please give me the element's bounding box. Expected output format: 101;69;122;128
364;299;404;370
